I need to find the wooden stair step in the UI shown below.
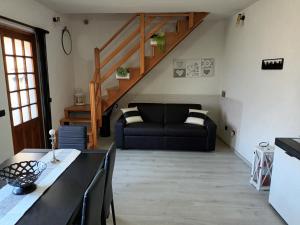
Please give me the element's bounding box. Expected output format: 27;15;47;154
151;32;180;57
145;56;155;69
107;86;119;94
194;12;209;25
103;67;142;109
60;117;91;125
64;104;91;118
145;24;201;72
64;104;90;112
119;67;141;89
177;19;188;33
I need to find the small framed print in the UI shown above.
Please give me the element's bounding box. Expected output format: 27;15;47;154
201;58;215;77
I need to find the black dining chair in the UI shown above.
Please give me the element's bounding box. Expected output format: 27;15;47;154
102;143;117;225
81;168;106;225
58;125;87;150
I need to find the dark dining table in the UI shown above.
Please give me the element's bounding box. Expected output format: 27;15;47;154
0;149;107;225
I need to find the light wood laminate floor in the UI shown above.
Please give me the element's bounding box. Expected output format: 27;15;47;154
101;138;284;225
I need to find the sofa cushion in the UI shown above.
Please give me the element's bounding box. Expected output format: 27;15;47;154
121;106;143;124
164;104;202;124
128;103;164;123
164;123;207;137
124;123;164;136
185;109;208;126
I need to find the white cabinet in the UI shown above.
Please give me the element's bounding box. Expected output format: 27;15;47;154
269;146;300;225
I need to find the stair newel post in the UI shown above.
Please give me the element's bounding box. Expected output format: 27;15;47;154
89;81;97;148
189;12;194;28
139;13;145;75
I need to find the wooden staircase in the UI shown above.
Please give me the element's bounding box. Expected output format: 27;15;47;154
60;12;209;148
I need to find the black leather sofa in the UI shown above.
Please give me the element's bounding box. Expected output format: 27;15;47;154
115;103;217;151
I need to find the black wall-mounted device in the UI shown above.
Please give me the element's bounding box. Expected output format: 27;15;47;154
0;110;5;117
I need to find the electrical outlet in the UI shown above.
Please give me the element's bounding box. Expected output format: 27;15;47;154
221;90;226;98
0;110;5;117
230;130;236;137
0;109;5;117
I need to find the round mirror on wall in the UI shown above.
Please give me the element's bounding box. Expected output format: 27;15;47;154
61;26;72;55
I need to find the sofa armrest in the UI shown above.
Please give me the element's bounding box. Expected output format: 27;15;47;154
204;117;217;151
115;115;126;148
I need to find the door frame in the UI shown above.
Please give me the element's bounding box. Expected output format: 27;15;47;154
0;23;52;151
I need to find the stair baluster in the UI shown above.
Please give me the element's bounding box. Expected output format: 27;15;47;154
140;13;145;75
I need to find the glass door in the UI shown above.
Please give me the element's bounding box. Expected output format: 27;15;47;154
1;25;45;153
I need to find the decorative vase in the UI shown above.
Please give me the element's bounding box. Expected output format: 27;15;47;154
74;89;86;105
150;39;157;46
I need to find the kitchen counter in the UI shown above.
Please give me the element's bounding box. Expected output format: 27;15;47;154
275;138;300;160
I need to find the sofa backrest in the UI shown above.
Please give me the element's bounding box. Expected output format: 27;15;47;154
128;103;164;123
164;103;202;124
128;103;202;124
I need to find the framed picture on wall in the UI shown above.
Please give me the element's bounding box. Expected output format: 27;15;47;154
201;58;215;77
173;59;187;78
173;58;215;78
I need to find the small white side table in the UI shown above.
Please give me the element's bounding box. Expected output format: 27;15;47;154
250;145;274;191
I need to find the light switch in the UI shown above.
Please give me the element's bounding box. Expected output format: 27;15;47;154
0;110;5;117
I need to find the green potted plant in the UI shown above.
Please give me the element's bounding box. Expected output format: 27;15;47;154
116;67;130;79
150;31;166;52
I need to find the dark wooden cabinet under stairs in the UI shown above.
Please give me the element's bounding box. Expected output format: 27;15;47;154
60;12;209;148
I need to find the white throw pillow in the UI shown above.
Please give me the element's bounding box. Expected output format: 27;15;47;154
188;108;208;115
121;107;143;124
185;108;208;126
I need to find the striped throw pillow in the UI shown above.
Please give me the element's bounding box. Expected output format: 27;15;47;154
185;109;208;126
121;107;143;124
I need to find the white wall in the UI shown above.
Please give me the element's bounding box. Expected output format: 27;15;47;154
0;0;74;163
219;0;300;162
69;14;226;129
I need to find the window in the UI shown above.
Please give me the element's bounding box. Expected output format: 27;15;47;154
2;36;39;126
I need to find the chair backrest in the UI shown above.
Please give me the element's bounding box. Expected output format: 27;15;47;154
58;125;87;150
103;143;117;218
81;168;106;225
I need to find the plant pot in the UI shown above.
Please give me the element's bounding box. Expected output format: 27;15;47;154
116;72;130;80
150;39;158;46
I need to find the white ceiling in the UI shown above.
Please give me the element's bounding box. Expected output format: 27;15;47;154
35;0;258;17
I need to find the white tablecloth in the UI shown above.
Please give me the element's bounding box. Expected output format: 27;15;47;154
0;149;81;225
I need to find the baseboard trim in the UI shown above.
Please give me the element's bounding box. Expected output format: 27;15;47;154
234;150;251;168
217;136;251;168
